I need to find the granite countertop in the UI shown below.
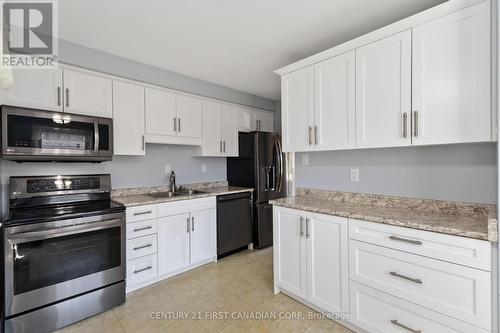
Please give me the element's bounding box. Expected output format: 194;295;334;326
270;189;497;242
112;182;253;207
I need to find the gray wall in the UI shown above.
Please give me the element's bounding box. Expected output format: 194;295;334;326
1;144;226;213
295;143;497;204
59;40;277;112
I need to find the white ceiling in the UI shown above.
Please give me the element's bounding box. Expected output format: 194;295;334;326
59;0;445;100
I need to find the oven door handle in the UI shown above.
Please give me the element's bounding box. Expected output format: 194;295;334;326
7;219;123;244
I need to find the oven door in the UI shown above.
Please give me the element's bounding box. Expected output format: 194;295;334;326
1;105;107;161
4;213;125;317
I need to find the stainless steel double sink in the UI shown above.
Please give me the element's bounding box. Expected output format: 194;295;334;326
147;189;208;198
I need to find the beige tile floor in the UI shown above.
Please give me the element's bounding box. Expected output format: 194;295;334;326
57;247;354;333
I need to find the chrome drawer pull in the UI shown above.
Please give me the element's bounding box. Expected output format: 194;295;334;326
389;271;422;284
133;226;153;232
390;320;421;333
133;266;152;274
133;210;152;216
389;235;422;245
133;244;152;251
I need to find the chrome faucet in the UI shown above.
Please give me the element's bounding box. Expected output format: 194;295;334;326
169;171;176;192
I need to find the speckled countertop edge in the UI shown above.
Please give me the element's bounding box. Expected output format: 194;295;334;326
270;189;497;243
111;181;253;207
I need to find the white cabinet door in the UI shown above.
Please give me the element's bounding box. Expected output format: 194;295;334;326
356;31;412;148
201;100;222;155
112;81;145;155
189;209;216;265
63;69;112;117
281;67;315;152
274;207;307;299
145;87;177;137
307;213;349;314
157;213;191;276
314;51;356;150
176;94;202;139
412;2;491;145
255;111;275;132
221;104;238;156
237;107;256;132
0;68;63;111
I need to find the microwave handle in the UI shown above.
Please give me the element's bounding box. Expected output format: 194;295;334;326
7;218;123;244
94;121;100;153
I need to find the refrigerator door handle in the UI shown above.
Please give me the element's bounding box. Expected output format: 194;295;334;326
274;138;283;193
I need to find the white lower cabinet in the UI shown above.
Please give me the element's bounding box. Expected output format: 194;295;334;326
125;197;217;292
273;206;493;333
273;206;349;313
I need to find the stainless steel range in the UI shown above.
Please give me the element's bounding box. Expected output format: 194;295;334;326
2;174;125;333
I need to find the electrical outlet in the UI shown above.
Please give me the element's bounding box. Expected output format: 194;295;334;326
201;164;207;173
302;154;309;166
350;169;359;182
164;165;172;175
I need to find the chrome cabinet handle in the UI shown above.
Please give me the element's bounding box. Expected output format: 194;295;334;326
178;118;181;132
191;216;194;232
389;235;422;245
413;111;418;137
305;218;310;238
314;125;318;145
133;210;152;216
402;113;408;138
133;244;152;251
174;117;177;132
57;87;61;106
65;88;69;108
187;217;190;233
308;126;312;145
220;141;223;153
142;135;145;150
299;217;304;237
133;266;152;274
390;320;421;333
256;119;259;130
133;226;152;232
389;271;422;284
223;141;226;153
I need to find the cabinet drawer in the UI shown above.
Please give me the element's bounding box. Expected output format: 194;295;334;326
126;234;157;260
349;240;491;329
157;197;215;217
126;204;157;223
349;219;491;271
126;219;157;239
350;281;490;333
126;254;158;287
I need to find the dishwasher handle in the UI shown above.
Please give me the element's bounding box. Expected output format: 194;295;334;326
217;192;252;203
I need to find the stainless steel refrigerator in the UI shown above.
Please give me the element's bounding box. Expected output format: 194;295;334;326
227;131;286;248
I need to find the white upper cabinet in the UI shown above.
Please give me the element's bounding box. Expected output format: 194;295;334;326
145;87;177;137
314;51;356;151
255;110;275;132
220;104;238;156
412;2;491;145
63;68;112;118
198;101;238;156
0;68;63;111
355;30;412;148
237;107;256;132
176;94;202;139
113;80;145;156
281;67;315;152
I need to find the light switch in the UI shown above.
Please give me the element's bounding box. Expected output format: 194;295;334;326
350;169;359;182
302;154;309;166
201;164;207;173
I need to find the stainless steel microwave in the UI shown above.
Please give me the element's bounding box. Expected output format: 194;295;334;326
1;105;113;162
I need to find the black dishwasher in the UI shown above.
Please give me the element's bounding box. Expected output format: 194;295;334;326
217;192;253;258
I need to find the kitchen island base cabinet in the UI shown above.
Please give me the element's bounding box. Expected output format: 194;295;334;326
273;206;349;314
